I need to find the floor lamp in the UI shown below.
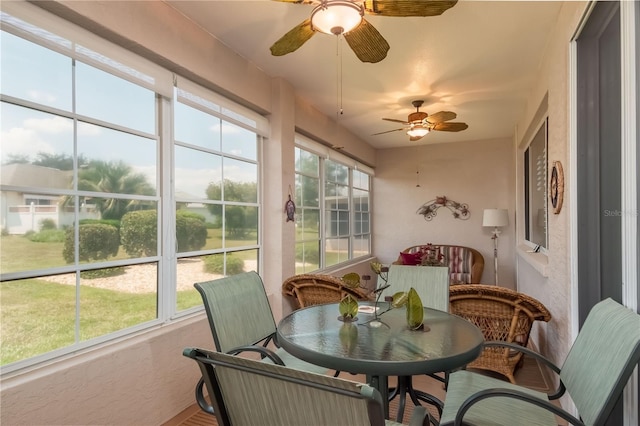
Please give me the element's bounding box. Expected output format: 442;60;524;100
482;209;509;285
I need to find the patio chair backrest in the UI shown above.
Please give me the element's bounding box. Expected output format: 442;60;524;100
194;271;277;354
382;265;450;312
183;347;387;426
560;298;640;425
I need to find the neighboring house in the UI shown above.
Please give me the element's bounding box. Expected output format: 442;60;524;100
0;163;98;233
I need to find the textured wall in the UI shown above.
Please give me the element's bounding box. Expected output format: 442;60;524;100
373;137;516;288
0;317;212;425
514;1;588;379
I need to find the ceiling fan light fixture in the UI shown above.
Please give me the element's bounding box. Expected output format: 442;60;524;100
407;126;430;138
310;1;364;35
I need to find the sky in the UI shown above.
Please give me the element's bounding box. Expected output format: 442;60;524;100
1;25;259;200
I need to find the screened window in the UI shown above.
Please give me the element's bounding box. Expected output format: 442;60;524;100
0;27;160;367
0;8;265;370
294;144;372;273
173;85;261;311
524;118;548;249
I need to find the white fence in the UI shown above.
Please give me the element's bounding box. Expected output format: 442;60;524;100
4;204;100;234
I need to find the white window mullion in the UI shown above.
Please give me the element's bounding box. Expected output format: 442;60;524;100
159;95;176;319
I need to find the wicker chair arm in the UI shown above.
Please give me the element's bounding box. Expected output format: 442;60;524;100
452;387;585;426
482;341;566;399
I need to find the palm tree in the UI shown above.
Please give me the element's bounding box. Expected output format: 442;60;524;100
78;160;155;220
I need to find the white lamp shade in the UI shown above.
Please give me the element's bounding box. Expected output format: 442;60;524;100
407;125;429;138
483;209;509;228
310;1;363;35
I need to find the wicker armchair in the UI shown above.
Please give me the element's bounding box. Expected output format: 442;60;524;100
449;284;551;383
282;274;373;309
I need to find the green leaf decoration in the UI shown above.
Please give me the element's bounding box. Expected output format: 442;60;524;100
406;287;424;330
391;291;408;308
342;272;360;288
339;294;359;319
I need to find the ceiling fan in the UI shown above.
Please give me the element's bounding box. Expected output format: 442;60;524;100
269;0;458;63
373;100;469;141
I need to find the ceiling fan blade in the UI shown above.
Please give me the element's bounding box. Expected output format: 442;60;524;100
372;128;405;136
363;0;458;17
270;0;315;3
270;19;316;56
343;19;390;63
431;122;469;132
426;111;457;124
382;118;409;124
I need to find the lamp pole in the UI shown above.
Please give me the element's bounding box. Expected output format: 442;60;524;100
491;227;500;286
483;209;508;286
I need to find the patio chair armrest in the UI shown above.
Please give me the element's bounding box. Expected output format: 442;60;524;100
408;405;431;426
453;388;585;426
194;377;214;415
482;341;560;373
226;344;285;365
482;341;566;399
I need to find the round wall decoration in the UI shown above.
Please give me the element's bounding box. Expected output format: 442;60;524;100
550;161;564;214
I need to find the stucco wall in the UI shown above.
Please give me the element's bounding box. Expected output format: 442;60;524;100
0;316;212;425
373;137;516;288
514;1;588;374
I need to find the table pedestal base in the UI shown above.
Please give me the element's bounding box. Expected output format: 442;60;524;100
389;375;443;425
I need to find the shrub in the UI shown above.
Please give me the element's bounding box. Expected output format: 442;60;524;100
79;218;121;231
39;218;57;231
63;224;120;263
203;253;245;275
176;210;207;252
120;210;157;257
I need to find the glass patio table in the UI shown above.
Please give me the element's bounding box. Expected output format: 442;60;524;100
276;301;484;419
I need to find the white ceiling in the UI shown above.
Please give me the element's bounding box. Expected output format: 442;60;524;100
165;0;563;149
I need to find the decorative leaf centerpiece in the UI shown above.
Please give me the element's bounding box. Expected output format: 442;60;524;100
339;294;359;322
389;288;424;330
405;288;424;330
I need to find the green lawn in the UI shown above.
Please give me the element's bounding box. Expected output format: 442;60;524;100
0;278;203;365
0;229;256;366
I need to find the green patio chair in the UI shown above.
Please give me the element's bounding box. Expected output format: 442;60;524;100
440;297;640;426
382;265;450;424
192;271;328;414
183;347;431;426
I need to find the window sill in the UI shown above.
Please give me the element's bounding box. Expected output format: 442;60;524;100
516;245;549;277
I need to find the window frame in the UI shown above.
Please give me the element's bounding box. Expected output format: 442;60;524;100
523;116;549;251
294;136;372;273
0;4;266;372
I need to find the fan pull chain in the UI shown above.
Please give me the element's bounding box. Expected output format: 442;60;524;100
335;35;344;117
416;144;421;187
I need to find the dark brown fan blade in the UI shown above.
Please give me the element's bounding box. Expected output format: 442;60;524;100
431;122;468;132
382;118;410;124
343;19;390;63
270;19;316;56
363;0;458;17
372;128;405;136
426;111;456;124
